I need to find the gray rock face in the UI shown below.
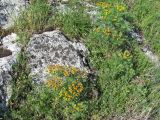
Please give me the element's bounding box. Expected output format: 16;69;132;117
0;0;25;29
0;33;20;116
27;30;89;83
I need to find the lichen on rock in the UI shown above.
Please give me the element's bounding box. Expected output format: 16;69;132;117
0;0;25;29
26;30;89;83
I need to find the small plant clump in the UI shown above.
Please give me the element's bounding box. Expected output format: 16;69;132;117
14;0;52;44
46;65;87;100
46;65;89;119
53;7;92;39
93;1;131;49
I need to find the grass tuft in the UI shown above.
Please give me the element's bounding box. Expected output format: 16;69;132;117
14;0;52;44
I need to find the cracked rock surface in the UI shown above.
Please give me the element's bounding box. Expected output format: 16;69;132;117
27;30;89;83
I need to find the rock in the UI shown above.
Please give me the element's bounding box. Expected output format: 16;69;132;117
0;0;25;29
130;30;160;66
142;46;160;66
0;33;20;116
51;0;98;19
130;30;145;44
26;30;89;83
49;0;69;4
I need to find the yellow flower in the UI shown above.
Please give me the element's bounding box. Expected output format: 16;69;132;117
63;70;70;77
72;103;84;112
47;64;63;73
116;5;126;12
76;82;84;93
96;2;111;8
122;50;131;59
63;91;73;101
70;67;78;74
104;28;111;36
104;10;111;16
68;81;84;97
46;77;63;90
46;79;53;87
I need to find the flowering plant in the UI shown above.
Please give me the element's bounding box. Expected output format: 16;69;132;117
46;64;88;119
93;1;132;48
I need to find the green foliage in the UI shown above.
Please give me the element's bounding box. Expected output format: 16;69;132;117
93;1;133;49
10;52;32;105
53;3;92;39
10;86;63;120
129;0;160;56
45;65;94;120
6;0;160;119
3;52;33;119
86;1;157;119
8;65;93;120
14;0;52;44
9;85;88;120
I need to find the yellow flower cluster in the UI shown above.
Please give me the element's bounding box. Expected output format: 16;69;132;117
94;2;127;40
70;67;78;75
104;9;111;15
48;64;63;73
62;81;84;101
47;64;87;101
103;28;111;36
63;70;70;77
96;2;112;8
63;91;73;101
72;103;84;112
96;2;126;15
47;64;86;77
116;5;126;12
122;50;131;59
46;77;63;90
69;81;84;96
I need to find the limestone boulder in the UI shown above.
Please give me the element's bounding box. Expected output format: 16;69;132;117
26;30;89;83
